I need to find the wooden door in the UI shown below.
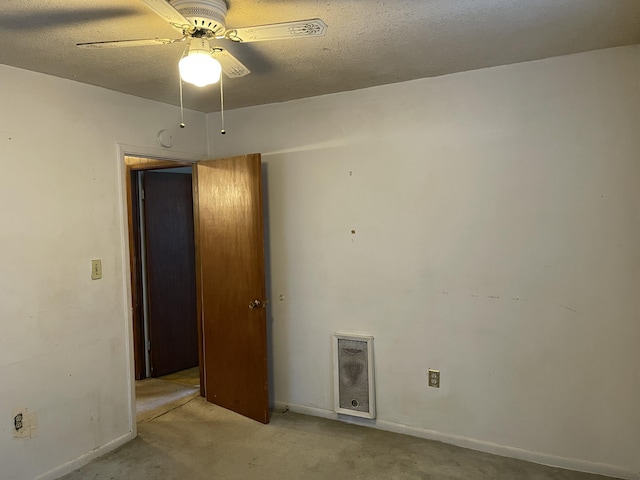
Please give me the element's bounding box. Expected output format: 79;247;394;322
194;154;269;424
144;171;199;377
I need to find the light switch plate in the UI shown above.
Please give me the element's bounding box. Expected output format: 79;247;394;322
91;259;102;280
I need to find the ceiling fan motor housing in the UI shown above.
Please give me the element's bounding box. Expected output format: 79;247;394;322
171;0;227;35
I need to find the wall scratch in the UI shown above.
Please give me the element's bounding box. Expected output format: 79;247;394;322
554;303;578;314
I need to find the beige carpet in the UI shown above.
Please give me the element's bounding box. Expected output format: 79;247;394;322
157;366;200;387
135;368;200;423
61;397;617;480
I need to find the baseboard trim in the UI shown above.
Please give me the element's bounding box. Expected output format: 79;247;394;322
35;431;134;480
273;401;637;480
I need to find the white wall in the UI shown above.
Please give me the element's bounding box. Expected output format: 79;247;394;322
0;65;207;480
2;44;637;480
207;46;640;478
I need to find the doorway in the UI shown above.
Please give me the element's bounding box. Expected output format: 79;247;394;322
123;154;270;424
128;163;200;382
135;166;198;379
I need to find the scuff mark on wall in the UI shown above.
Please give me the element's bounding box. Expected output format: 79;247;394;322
554;303;578;314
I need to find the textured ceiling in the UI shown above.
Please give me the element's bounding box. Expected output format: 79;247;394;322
1;0;639;113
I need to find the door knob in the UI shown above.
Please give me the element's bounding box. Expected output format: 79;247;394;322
249;299;268;309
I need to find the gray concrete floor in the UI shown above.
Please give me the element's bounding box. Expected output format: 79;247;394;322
59;394;619;480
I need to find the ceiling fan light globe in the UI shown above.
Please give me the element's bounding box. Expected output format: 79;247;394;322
179;52;221;87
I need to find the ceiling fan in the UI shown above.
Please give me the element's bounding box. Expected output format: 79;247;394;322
77;0;328;87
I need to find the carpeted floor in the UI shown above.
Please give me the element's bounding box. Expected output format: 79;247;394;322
135;367;200;423
60;396;617;480
157;366;200;387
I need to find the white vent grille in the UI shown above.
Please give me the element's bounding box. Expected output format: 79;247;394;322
333;334;375;419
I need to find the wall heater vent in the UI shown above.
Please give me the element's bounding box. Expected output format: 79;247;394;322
333;333;375;419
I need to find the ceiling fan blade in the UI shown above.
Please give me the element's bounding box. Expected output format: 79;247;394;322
211;48;251;78
225;18;327;43
0;8;138;31
140;0;193;31
77;38;184;49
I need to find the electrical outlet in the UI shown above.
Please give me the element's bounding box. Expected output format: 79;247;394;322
428;369;440;388
14;413;23;431
13;408;37;439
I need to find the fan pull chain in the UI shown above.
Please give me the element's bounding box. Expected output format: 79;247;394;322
178;43;189;129
220;73;226;134
179;77;186;128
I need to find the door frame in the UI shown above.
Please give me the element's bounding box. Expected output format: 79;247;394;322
117;146;206;438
